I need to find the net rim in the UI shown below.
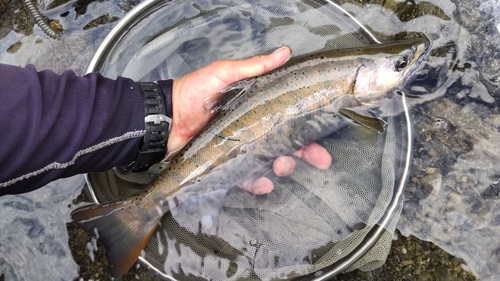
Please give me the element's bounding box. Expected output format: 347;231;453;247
82;1;412;279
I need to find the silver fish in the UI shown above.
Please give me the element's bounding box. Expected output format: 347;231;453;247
71;38;429;278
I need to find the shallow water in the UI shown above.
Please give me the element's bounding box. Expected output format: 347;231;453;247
0;176;84;280
0;1;127;280
0;0;125;74
0;0;500;280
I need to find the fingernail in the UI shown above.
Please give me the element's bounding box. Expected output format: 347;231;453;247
272;46;291;62
272;46;288;54
282;159;292;175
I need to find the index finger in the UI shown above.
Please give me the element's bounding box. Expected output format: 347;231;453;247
211;46;292;87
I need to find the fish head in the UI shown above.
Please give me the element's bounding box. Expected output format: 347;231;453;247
353;38;430;102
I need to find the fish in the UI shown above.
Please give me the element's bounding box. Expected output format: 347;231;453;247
71;38;429;278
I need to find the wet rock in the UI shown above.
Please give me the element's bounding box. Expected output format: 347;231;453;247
335;231;476;281
6;40;22;53
82;14;120;30
118;0;140;12
421;173;443;196
433;117;448;129
0;0;35;40
425;167;438;174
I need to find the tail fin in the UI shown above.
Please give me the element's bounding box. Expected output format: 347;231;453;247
71;202;161;279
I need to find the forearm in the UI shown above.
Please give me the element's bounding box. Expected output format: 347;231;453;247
0;64;153;195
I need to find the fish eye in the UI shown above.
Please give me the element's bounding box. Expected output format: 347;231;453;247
395;56;408;71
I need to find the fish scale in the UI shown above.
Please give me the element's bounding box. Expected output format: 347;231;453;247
71;38;429;278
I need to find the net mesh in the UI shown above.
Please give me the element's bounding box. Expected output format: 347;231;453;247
85;0;411;280
135;118;408;280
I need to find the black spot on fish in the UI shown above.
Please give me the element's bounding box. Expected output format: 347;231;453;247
216;135;240;141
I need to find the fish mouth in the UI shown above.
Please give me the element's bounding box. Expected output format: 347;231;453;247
400;38;431;87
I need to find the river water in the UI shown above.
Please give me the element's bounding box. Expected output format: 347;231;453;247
0;0;499;280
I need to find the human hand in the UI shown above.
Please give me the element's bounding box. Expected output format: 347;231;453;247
169;46;332;195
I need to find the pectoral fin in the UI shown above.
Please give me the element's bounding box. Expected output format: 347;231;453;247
205;79;255;113
339;108;386;132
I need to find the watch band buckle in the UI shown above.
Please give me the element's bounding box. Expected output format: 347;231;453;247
145;114;172;128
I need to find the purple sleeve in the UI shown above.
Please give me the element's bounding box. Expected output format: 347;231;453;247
0;63;171;195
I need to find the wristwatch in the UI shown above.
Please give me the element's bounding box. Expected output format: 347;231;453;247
131;81;173;172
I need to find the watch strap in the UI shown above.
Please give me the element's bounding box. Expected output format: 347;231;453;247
131;81;173;172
